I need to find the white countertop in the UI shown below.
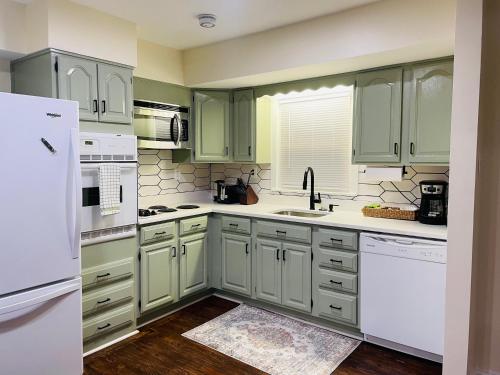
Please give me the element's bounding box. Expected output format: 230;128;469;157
137;195;447;241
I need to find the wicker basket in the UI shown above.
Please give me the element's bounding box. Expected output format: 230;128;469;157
362;206;419;221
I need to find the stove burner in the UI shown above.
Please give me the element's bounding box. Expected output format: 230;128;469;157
148;205;167;210
176;204;200;209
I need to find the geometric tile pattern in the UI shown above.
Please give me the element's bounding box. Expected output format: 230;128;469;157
137;149;211;197
210;164;449;206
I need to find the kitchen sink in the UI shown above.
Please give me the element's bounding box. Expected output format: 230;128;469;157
272;210;329;218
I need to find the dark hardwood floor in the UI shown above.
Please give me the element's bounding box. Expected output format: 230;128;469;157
84;296;442;375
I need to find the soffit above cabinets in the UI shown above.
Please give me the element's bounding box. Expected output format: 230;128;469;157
69;0;380;49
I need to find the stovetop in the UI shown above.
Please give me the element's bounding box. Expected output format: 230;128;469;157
138;204;200;217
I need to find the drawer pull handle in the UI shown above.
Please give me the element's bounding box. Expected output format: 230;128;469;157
96;272;111;279
329;259;343;264
329;280;342;285
276;248;280;261
154;231;166;236
97;323;111;330
276;230;287;236
329;305;342;311
330;238;343;243
172;246;176;258
191;224;201;228
229;223;239;227
283;249;286;261
245;243;249;254
97;298;111;304
182;245;186;255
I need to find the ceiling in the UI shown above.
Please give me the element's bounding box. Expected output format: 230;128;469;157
69;0;380;50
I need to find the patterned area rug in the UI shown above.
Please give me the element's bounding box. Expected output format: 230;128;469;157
182;304;360;375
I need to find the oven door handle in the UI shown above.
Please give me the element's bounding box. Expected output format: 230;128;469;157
70;128;82;259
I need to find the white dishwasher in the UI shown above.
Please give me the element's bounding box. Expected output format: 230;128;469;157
360;233;446;359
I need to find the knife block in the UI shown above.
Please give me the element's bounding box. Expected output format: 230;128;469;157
239;185;259;205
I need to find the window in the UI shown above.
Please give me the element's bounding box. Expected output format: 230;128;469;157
272;87;358;195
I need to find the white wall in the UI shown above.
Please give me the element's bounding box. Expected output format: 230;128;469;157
183;0;456;88
135;39;184;85
0;0;27;54
0;58;11;92
443;0;483;373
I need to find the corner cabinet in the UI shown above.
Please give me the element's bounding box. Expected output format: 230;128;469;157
233;89;256;162
11;49;133;132
407;61;453;164
193;91;231;162
353;68;403;164
352;58;453;165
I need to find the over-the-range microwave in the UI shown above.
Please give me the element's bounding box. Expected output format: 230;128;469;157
133;99;190;149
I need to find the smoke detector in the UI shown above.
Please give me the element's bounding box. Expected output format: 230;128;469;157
198;14;217;28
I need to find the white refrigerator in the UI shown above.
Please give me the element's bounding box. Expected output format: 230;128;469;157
0;93;83;374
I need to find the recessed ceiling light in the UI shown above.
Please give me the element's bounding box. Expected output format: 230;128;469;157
197;14;217;28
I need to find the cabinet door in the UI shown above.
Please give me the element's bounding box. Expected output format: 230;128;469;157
353;68;403;163
233;89;255;162
140;240;177;313
194;91;231;162
221;233;251;296
97;63;133;124
179;232;208;298
282;242;312;313
256;238;282;305
408;61;453;163
57;55;98;122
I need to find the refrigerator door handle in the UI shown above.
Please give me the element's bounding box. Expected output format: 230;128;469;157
70;128;82;259
0;279;81;323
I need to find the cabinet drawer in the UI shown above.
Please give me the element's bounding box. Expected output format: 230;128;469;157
316;248;358;273
222;216;251;235
317;268;357;294
140;222;176;245
256;220;311;244
317;289;357;325
82;280;134;316
318;228;358;251
179;216;208;236
83;304;134;341
82;258;133;289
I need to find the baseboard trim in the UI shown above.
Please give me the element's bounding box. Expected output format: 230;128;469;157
83;330;139;357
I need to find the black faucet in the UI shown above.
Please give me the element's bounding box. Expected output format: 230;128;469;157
303;167;321;210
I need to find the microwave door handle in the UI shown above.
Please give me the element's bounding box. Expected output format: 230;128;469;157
177;115;182;145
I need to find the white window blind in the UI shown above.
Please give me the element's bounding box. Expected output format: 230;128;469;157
273;88;358;195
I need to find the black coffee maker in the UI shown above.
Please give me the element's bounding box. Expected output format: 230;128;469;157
419;180;448;225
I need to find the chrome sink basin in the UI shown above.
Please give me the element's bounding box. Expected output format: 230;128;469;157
273;210;329;218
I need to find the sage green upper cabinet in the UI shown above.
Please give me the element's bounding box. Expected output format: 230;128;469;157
97;63;133;124
140;240;177;313
194;91;231;162
57;55;99;122
179;232;208;298
10;49;134;132
407;61;453;164
221;233;251;296
233;89;256;162
282;242;312;313
256;238;282;305
353;68;403;164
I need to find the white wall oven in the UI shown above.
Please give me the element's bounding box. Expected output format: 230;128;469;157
79;133;137;245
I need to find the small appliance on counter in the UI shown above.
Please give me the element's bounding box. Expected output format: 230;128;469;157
419;180;448;225
214;170;259;205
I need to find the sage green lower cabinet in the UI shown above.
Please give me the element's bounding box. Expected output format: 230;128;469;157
282;242;312;313
221;233;252;296
140;240;178;313
407;60;453;163
256;238;282;305
179;232;208;298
